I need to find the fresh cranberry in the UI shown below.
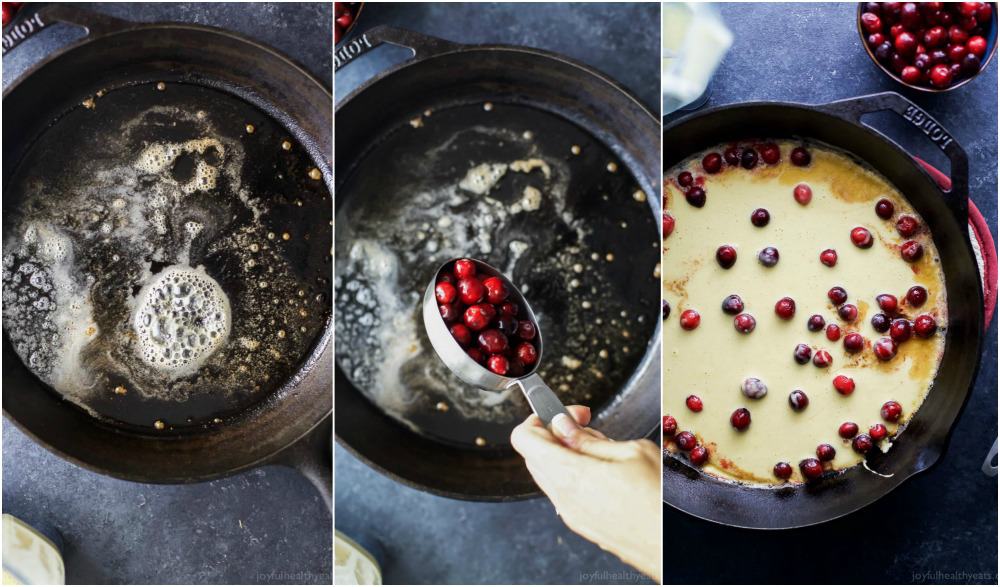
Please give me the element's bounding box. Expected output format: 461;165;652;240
685;186;707;208
689;445;709;466
876;293;899;313
793;183;813;205
516;320;537;340
958;1;980;18
900;2;921;27
730;408;751;430
686;395;704;412
437;272;456;285
901;65;923;84
741;377;768;400
890;51;907;73
740;148;759;169
481;276;507;304
813;349;833;368
913;314;938;337
457;277;485;305
851;226;874;248
435;281;457;304
968;35;988;58
839;421;859;439
487;354;509;375
774;462;793;479
758;247;779;267
901;240;924;262
678;171;694;187
889;319;912;342
790;343;811;364
464;304;495;331
929;63;953;87
799;458;824;480
507;357;526;377
721;294;744;315
790;147;811;166
896;215;920;237
977;3;992;21
867;425;888;444
871;313;891;333
881;400;903;422
875;41;894;62
825;324;842;342
500;301;519;316
716;245;738;269
838;304;859;323
868;32;886;47
861;11;882;34
495;315;519;337
789;390;809;411
844;332;865;353
828;286;848;306
450;323;473;345
852;434;874;454
816;443;837;462
820;249;838;267
680;309;701;330
467;348;485;364
440;303;461;323
895;31;918;55
662;415;677;437
734;313;756;334
949;43;968;63
516;341;538;365
924;25;946;48
676;431;697;451
874;337;899;361
807;314;826;331
723;146;741;165
775;297;796;320
961;52;983;75
914;52;932;70
454;258;477;279
759;143;781;164
478;329;509;354
702;152;723;174
950;24;971;44
662;300;671;321
833;374;856;395
750;208;771;227
663;213;675;237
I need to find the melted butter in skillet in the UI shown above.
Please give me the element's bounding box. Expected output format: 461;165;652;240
662;141;947;484
2;82;332;432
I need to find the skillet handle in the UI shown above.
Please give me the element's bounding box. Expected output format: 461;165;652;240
2;4;129;56
273;416;332;510
334;25;462;72
816;92;970;224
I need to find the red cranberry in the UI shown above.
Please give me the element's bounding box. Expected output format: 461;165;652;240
895;31;918;55
874;337;898;361
517;320;536;340
876;293;899;313
723;146;741;165
678;171;694;187
482;276;509;304
790;147;811;166
791;343;813;364
730;408;751;430
663;213;675;238
875;40;894;62
495;315;519;337
734;313;756;334
774;462;793;479
950;24;971;44
868;32;886;47
789;390;809;411
702;152;723;174
949;43;968;63
686;395;704;412
680;309;701;330
454;258;477;279
758;247;779;267
685;186;706;208
861;11;882;33
457;277;485;305
958;2;980;18
828;286;848;305
839;421;859;439
450;323;473;345
961;52;982;75
467;348;485;364
889;319;912;342
662;300;671;320
741;377;768;399
721;294;744;315
440;303;461;323
896;215;920;237
464;304;495;331
851;226;874;248
750;208;771;227
487;354;509;375
820;249;838;267
913;314;938;337
825;324;842;342
716;245;738;269
662;415;677;437
977;4;992;21
807;314;826;331
507;357;526;377
929;63;953;87
435;281;457;304
816;443;837;462
871;313;891;333
833;374;856;395
437;272;456;285
500;301;519;316
689;445;709;466
881;400;903;422
740;148;758;169
900;2;921;27
844;332;865;353
968;35;988;58
924;25;946;48
852;434;874;454
900;240;924;262
799;458;824;480
813;349;833;368
478;329;509;354
676;431;697;451
869;423;888;441
901;65;922;84
890;51;907;73
516;341;538;365
793;183;813;205
838;304;859;323
759;143;781;164
775;297;796;320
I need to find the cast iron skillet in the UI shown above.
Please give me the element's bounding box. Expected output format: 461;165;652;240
2;5;332;502
662;92;984;528
335;26;661;500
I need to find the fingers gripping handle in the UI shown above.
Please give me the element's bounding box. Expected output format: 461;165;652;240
513;374;571;426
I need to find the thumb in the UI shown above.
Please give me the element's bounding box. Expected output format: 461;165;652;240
550;413;638;461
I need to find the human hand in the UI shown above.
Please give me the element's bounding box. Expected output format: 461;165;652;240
510;406;661;582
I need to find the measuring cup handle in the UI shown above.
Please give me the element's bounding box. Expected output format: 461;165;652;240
514;374;570;426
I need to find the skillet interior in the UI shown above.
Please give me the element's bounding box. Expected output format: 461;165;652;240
661;100;984;528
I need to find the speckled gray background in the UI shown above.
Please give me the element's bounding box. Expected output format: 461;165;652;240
334;3;660;585
663;3;998;585
2;3;332;584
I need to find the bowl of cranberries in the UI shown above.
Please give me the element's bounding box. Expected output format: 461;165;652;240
425;258;542;384
859;2;997;91
334;2;363;47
